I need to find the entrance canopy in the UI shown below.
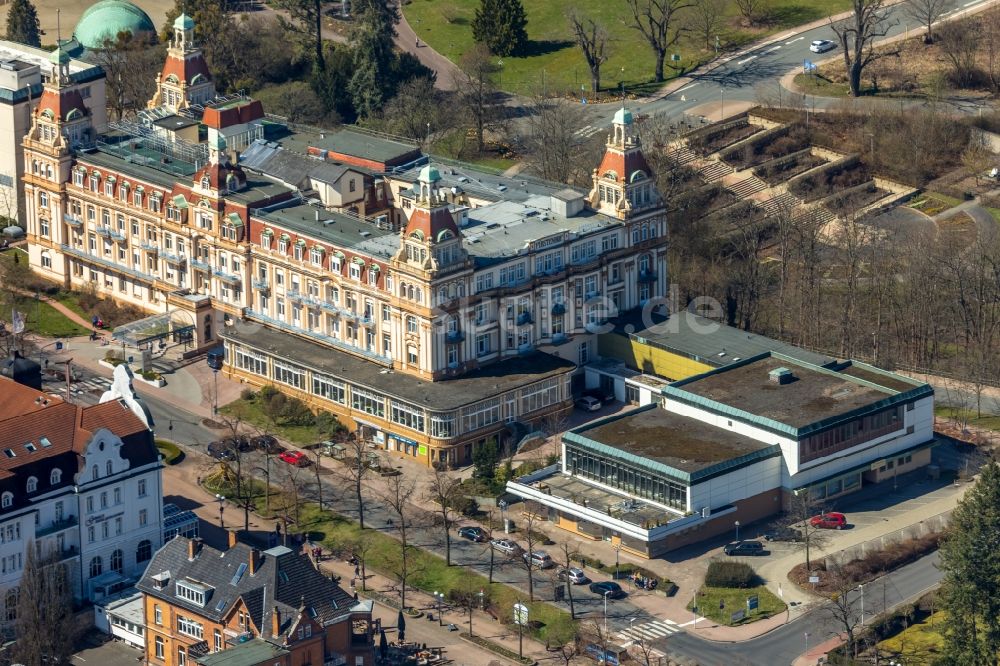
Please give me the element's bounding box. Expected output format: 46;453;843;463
111;309;195;346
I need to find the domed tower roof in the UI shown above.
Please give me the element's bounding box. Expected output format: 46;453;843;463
173;12;195;31
73;0;155;49
419;164;441;183
613;106;633;126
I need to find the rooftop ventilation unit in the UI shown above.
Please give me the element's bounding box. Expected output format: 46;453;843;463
769;367;795;385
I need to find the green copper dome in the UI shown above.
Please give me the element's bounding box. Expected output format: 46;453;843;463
73;0;155;49
613;107;633;125
173;13;195;31
419;164;441;183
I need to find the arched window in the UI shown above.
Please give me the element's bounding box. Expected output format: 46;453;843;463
91;465;98;481
50;468;61;485
1;493;12;509
25;477;36;493
89;556;102;578
136;540;152;563
5;588;17;621
110;549;123;574
46;164;53;179
200;175;210;189
106;461;113;476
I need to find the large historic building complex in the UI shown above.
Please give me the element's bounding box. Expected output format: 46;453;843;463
22;14;668;467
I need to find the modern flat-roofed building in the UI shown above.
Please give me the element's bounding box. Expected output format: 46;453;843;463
508;352;935;557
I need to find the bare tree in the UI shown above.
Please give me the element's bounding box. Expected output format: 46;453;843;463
734;0;770;28
689;0;726;50
623;0;694;83
426;468;462;566
338;432;374;529
568;11;610;93
458;43;500;154
555;540;580;619
483;508;499;584
346;531;377;592
516;502;545;601
823;563;866;659
904;0;948;43
382;474;419;611
962;133;993;187
938;18;983;89
11;545;74;665
830;0;898;97
90;31;162;121
785;490;832;570
521;97;589;185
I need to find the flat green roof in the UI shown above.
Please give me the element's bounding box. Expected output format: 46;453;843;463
194;639;288;665
565;404;782;485
665;352;934;438
279;127;420;165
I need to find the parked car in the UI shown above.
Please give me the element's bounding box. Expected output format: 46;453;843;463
557;567;589;585
206;440;235;461
723;540;766;556
457;526;487;542
522;551;555;569
810;512;847;529
809;39;836;53
584;388;615;404
762;526;804;542
490;538;522;556
575;396;602;412
251;435;284;455
279;450;310;467
589;581;626;599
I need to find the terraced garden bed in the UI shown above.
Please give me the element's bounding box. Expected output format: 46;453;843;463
688;122;760;157
825;184;887;215
789;162;872;202
722;128;809;170
754;151;826;185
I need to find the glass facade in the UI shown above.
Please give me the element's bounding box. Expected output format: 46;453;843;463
565;443;688;511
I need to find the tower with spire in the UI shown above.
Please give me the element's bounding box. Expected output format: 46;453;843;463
147;13;215;111
395;165;466;272
589;106;660;220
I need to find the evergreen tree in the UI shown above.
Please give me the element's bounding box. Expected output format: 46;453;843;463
472;437;499;482
5;0;40;47
471;0;528;57
348;0;399;119
939;462;1000;665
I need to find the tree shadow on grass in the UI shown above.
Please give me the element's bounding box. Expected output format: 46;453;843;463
767;5;826;29
517;39;575;58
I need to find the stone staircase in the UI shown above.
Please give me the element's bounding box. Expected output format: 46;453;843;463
670;146;699;166
727;175;768;198
761;191;802;216
698;160;734;182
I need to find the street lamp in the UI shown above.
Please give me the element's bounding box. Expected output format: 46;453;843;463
858;583;865;626
734;520;740;542
212;367;219;414
433;591;444;626
614;544;621;582
215;494;225;529
499;500;508;534
603;589;612;638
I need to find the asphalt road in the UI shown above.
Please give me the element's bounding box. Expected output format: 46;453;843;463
660;552;942;666
577;0;997;136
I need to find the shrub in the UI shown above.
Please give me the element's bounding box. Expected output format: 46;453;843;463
140;369;160;381
705;561;756;588
240;388;257;401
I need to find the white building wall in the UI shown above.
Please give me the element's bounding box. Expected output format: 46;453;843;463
687;456;783;514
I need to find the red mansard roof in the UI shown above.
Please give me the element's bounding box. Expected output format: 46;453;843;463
159;52;212;87
36;87;88;122
202;100;265;130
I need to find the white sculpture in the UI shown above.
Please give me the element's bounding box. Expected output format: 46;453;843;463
99;363;154;429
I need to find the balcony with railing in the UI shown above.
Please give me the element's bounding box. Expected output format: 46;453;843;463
638;268;658;283
446;330;465;343
516;311;533;326
161;250;186;266
213;268;241;284
63;213;82;227
252;277;269;293
190;258;211;272
139;241;159;253
109;230;127;243
36;515;78;538
95;226;112;238
60;244;157;283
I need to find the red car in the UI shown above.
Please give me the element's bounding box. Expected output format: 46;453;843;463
279;451;310;467
810;512;847;530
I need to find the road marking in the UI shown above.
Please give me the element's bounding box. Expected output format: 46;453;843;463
785;36;805;45
964;1;981;6
766;45;782;52
617;619;682;641
677;82;701;93
778;33;795;40
737;55;758;65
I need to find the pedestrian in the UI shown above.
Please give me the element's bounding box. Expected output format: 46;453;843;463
354;565;360;577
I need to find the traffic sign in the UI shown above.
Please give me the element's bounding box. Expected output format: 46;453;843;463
747;595;759;612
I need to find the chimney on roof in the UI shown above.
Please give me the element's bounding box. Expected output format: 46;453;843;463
271;605;281;637
250;548;261;575
187;537;203;560
769;367;795;385
228;530;238;549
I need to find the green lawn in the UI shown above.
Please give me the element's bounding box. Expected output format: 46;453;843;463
688;585;785;626
53;291;90;321
29;301;87;338
934;405;1000;432
202;474;575;642
219;397;322;446
877;610;946;661
155;439;184;465
404;0;854;95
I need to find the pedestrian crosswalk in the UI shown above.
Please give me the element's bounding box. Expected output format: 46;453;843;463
49;377;111;396
616;618;682;643
573;124;607;139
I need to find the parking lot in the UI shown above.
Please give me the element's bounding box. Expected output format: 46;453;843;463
72;634;142;666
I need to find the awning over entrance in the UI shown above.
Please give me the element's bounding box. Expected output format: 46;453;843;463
111;309;196;346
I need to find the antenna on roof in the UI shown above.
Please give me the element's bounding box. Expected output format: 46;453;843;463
56;8;61;44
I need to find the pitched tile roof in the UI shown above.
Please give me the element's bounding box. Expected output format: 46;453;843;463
137;538;356;639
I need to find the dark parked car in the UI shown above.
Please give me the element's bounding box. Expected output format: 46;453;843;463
457;526;487;542
251;435;284;455
723;540;766;556
207;440;235;461
589;581;626;599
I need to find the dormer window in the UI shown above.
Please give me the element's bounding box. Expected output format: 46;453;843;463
176;580;210;606
50;469;61;485
1;493;11;509
200;175;210;189
25;477;36;493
